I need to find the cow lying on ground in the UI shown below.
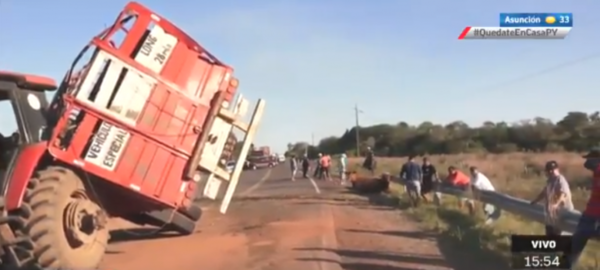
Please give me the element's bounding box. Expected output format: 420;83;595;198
345;171;391;194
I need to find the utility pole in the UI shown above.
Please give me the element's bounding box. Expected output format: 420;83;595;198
305;133;314;157
354;104;362;157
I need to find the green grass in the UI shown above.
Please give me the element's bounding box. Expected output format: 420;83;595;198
388;183;600;270
340;156;600;270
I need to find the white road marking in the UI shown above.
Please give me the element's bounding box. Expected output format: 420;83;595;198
308;177;321;194
239;169;272;196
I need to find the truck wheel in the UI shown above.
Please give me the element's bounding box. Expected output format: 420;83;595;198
165;211;197;235
139;209;197;236
180;204;202;221
12;166;109;269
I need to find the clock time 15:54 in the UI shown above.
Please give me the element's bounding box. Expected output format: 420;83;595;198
511;253;569;269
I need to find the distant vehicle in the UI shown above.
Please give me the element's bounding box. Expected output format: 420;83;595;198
278;155;285;162
248;156;275;169
271;154;280;165
226;161;235;173
244;160;258;170
247;146;275;169
250;146;270;157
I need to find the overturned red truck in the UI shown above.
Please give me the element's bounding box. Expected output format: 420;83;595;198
0;2;264;269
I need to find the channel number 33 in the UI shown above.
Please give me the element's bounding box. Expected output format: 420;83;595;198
512;253;567;269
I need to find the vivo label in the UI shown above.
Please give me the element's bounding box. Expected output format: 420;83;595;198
531;240;556;250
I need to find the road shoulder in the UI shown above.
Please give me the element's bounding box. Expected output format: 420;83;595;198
300;190;506;270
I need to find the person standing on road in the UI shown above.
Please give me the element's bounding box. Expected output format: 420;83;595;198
314;153;323;179
289;155;298;181
301;155;310;179
529;161;573;236
400;155;422;207
339;153;348;185
321;154;332;181
421;157;438;203
570;149;600;268
469;166;500;224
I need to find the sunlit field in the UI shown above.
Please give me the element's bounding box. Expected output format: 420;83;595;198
345;153;599;270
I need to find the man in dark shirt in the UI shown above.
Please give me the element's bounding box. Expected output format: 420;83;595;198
421;157;438;203
400;155;423;207
301;156;310;178
362;147;376;175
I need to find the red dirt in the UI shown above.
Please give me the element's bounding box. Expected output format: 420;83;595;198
317;191;509;270
329;199;455;270
100;181;502;270
100;197;336;270
101;208;249;270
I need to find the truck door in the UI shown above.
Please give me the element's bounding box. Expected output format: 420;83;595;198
197;94;265;213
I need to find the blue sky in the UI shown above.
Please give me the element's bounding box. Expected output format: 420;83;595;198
0;0;597;154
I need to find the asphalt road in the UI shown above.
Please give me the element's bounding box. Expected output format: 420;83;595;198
236;163;326;198
100;163;484;270
100;163;341;270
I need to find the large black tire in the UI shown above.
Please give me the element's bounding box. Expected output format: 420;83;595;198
140;209;197;235
180;204;202;221
166;211;197;235
9;166;108;269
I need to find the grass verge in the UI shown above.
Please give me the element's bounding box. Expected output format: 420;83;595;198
388;183;600;270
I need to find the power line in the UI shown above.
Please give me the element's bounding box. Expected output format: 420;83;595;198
476;52;600;93
356;52;600;126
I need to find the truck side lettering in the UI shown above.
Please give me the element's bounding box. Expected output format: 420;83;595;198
102;129;128;168
153;43;172;65
140;35;158;56
84;121;129;171
86;122;111;159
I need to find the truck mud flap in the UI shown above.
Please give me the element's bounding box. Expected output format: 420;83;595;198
197;94;265;214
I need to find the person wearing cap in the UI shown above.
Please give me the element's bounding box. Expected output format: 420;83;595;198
530;160;574;236
444;166;474;213
570;148;600;268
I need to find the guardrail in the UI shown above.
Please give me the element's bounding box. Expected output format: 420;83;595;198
415;182;581;233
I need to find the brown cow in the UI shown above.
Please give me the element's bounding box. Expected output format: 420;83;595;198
346;171;391;194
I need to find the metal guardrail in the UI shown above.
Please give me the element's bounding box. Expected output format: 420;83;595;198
431;183;581;233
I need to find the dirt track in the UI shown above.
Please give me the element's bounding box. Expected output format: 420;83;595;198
100;165;500;270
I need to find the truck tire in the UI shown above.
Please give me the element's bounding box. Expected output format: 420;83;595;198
180;204;202;221
9;166;109;269
165;211;197;235
140;209;197;235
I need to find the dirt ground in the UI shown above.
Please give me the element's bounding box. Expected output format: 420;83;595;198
99;166;496;270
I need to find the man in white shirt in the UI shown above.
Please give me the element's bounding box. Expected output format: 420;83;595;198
470;166;495;191
469;166;501;224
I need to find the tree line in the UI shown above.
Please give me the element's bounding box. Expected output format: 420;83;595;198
285;111;600;158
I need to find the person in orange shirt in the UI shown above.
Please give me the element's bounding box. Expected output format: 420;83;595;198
320;154;331;180
445;166;474;214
